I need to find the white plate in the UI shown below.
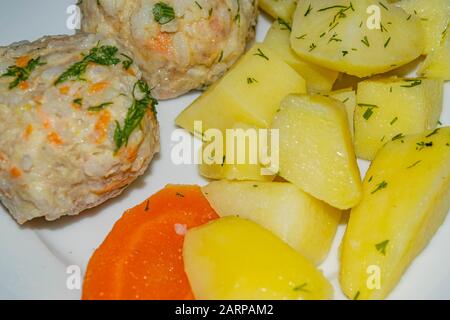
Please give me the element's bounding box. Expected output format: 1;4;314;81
0;0;449;300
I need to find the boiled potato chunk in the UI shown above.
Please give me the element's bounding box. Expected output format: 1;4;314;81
264;20;339;93
397;0;450;55
397;0;450;79
259;0;298;22
184;217;334;300
340;127;450;300
419;30;450;80
176;43;306;134
272;94;362;209
329;88;356;138
199;123;275;182
355;77;443;160
200;158;274;182
202;181;342;265
290;0;424;77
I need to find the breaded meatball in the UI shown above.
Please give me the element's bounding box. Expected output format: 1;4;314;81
80;0;258;99
0;34;159;224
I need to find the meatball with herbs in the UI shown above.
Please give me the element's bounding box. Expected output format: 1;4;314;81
0;34;159;224
80;0;258;99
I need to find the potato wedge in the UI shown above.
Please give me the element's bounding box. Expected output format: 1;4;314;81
290;0;424;77
340;127;450;300
328;88;356;138
397;0;450;55
419;29;450;80
176;44;306;134
176;43;306;134
354;77;443;160
202;181;342;265
264;20;339;93
259;0;298;22
272;94;362;209
184;217;334;300
199;123;275;182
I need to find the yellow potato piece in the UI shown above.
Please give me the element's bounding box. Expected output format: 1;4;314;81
200;161;274;182
419;29;450;80
290;0;424;77
397;0;450;79
397;0;450;55
264;20;339;93
355;77;443;160
176;43;306;134
340;127;450;300
328;88;356;138
199;123;275;182
272;94;362;209
202;181;342;265
259;0;298;22
183;217;334;300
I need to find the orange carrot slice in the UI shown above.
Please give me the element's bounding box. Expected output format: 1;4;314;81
82;185;219;300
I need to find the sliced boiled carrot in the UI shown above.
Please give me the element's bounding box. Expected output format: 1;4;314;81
82;185;219;300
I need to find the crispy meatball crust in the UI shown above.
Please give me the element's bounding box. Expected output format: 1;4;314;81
80;0;258;99
0;34;159;224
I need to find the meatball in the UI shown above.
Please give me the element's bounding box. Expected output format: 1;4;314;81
0;34;159;224
80;0;258;99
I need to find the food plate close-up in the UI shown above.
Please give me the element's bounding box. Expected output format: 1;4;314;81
0;0;449;301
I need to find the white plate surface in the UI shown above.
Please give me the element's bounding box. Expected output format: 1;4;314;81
0;0;449;300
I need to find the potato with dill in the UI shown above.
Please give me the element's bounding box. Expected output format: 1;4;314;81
80;0;258;99
0;34;159;224
290;0;425;77
341;127;450;300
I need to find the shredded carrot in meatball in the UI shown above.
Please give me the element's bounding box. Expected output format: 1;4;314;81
94;110;111;144
126;68;136;77
92;179;129;196
147;32;172;55
48;131;63;145
89;81;109;94
23;124;33;140
71;102;81;109
10;167;22;178
59;86;71;95
19;81;30;90
33;95;43;104
127;147;139;163
15;55;31;68
36;105;51;129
